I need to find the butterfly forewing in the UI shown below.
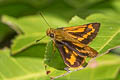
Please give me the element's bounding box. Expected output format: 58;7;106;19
60;23;100;44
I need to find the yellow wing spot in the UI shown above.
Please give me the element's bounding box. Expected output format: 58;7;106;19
83;34;88;38
76;48;88;56
88;24;95;33
73;51;78;56
73;43;84;47
64;46;69;53
76;48;80;51
63;27;76;30
88;24;93;28
78;37;84;41
66;54;76;65
87;32;91;35
90;28;95;33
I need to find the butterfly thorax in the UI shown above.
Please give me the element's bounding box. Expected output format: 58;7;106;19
46;28;80;43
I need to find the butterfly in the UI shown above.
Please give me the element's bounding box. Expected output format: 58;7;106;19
46;23;100;69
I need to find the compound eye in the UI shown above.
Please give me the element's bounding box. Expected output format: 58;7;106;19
50;33;54;38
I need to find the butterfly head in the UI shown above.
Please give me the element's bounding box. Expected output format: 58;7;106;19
46;28;55;38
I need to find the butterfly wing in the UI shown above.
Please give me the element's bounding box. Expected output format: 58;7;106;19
55;41;86;68
55;40;98;68
58;23;100;44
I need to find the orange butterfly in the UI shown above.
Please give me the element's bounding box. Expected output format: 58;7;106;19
46;23;100;68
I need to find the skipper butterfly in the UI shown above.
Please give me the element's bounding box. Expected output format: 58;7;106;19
46;23;100;68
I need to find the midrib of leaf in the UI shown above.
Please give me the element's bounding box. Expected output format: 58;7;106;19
12;41;36;54
4;51;30;74
4;72;45;80
98;29;120;52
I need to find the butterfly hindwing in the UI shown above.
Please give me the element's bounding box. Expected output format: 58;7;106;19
58;23;100;44
55;40;98;68
55;41;86;68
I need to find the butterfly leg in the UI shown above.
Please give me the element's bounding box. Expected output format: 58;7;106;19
52;41;56;54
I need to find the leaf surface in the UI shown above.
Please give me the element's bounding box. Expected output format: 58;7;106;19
45;14;120;80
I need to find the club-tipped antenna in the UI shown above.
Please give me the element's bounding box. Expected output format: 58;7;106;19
39;12;51;28
36;35;46;43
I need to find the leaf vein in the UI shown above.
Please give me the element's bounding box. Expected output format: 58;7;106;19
98;30;120;52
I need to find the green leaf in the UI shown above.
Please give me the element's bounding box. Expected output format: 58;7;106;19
45;50;120;80
0;0;120;80
44;14;120;79
0;22;13;42
44;41;67;77
0;44;49;80
116;71;120;80
2;14;68;34
2;13;69;55
11;33;48;55
68;14;120;54
0;3;36;17
65;54;120;80
86;14;120;53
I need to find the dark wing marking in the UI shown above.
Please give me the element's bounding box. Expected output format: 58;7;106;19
58;23;100;44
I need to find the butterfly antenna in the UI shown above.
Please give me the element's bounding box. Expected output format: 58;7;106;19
36;35;46;43
39;12;51;28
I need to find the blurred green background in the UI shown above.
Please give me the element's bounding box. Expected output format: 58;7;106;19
0;0;120;80
0;0;120;52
